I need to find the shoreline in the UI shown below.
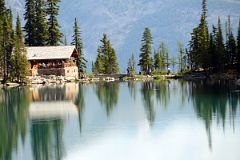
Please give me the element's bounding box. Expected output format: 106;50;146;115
2;72;240;88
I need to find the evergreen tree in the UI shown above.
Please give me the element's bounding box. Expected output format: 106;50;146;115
154;51;161;70
71;18;87;76
178;41;185;72
189;27;199;70
0;0;6;16
1;9;14;82
188;0;209;70
138;27;153;74
198;0;209;69
127;54;136;76
24;0;36;46
95;34;119;74
215;18;225;71
46;0;63;46
225;16;236;65
35;0;49;46
11;15;30;82
108;47;119;74
0;0;6;79
158;42;168;70
94;46;104;74
64;35;67;45
237;19;240;66
208;28;216;70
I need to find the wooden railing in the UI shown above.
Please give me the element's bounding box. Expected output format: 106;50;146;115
37;62;77;69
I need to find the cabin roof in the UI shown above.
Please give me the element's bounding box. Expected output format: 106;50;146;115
26;46;76;60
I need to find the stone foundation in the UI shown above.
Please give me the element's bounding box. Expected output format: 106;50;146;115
32;66;79;79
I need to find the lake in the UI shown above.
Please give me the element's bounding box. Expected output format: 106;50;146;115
0;80;240;160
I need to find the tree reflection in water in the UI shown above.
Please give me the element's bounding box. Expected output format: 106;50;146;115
95;82;120;116
74;84;86;133
30;84;78;160
128;81;137;101
154;80;170;108
141;82;155;125
189;80;240;149
31;119;64;160
0;87;31;160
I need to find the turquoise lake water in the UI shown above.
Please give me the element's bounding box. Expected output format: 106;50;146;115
0;80;240;160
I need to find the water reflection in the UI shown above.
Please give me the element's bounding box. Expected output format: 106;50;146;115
128;81;137;100
141;82;155;125
0;88;31;160
94;82;120;116
189;80;240;149
29;84;80;160
31;119;64;160
154;80;170;108
0;81;239;160
74;84;85;133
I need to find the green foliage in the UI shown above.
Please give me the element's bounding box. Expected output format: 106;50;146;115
127;54;136;76
215;18;225;71
94;34;119;74
152;69;168;75
186;0;240;73
35;0;49;46
138;27;153;74
71;18;87;76
154;42;169;72
237;19;240;65
46;0;63;46
225;16;237;65
0;9;14;83
178;41;186;71
94;46;105;74
24;0;36;46
11;15;30;82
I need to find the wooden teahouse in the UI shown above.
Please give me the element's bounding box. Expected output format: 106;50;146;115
26;46;79;78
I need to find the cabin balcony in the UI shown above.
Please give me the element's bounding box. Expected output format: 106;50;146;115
37;62;77;69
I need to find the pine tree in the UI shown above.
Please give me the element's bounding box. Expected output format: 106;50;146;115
94;46;104;74
46;0;63;46
1;9;14;82
71;18;87;76
178;41;185;72
208;28;216;70
95;34;119;74
215;18;225;71
0;0;6;16
158;42;168;70
189;27;199;70
24;0;36;46
154;51;161;70
226;16;237;65
35;0;49;46
11;15;30;82
108;47;119;74
237;19;240;66
188;0;209;70
198;0;209;69
138;27;153;74
64;35;67;45
0;0;6;79
127;54;136;76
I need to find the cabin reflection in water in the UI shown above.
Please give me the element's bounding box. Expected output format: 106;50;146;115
29;83;79;120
